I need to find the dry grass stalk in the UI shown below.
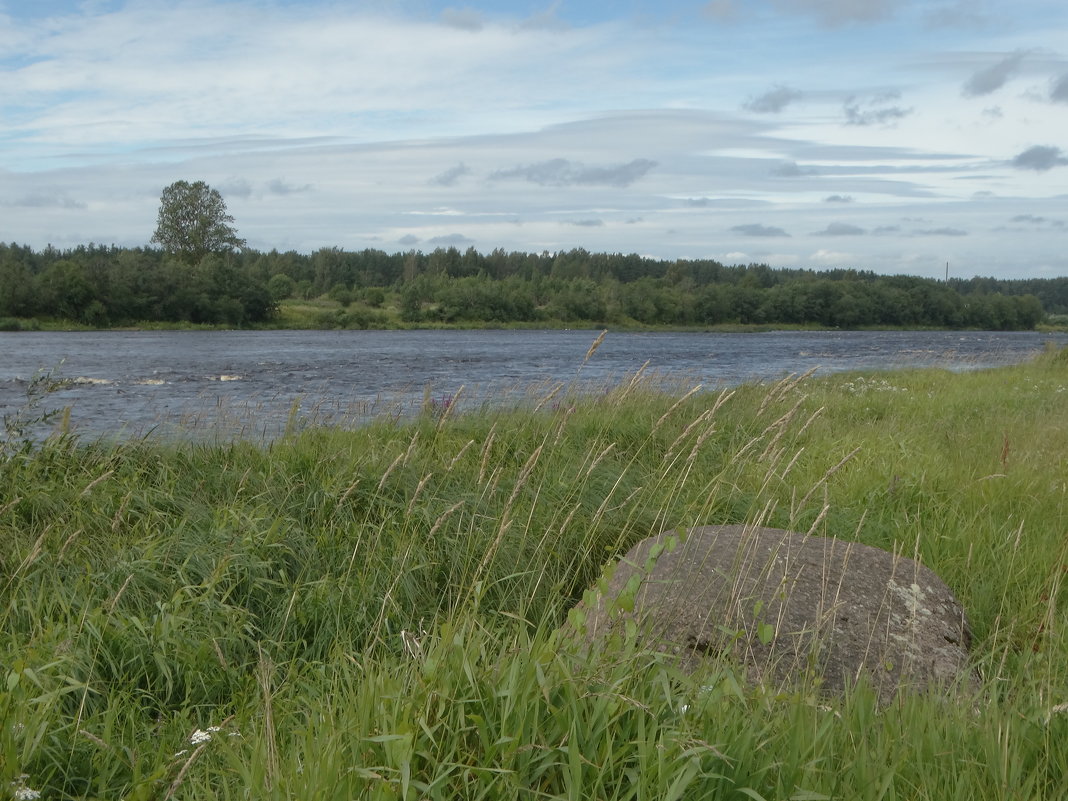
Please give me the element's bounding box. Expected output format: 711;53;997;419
805;485;830;536
377;451;406;492
758;367;819;415
0;496;21;518
795;406;824;440
212;637;229;669
163;715;237;801
780;447;806;480
583;443;616;480
532;382;565;414
436;384;464;429
473;444;545;587
617;361;651;400
257;650;279;791
80;469;115;496
758;395;807;461
583;330;607;365
406;472;434;515
428;501;464;538
105;573;135;613
401;430;421;466
9;525;51;583
110;491;132;533
78;729;112;751
164;743;210;801
589;473;629;531
651;384;704;434
551;403;575;448
337;478;361;507
663;409;714;464
447;439;475;472
796;446;862;512
478;426;497;484
685;421;718;465
57;528;84;560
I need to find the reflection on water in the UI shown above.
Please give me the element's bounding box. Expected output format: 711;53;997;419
2;329;1065;441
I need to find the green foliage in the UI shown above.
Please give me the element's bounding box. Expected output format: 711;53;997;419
2;241;1058;330
266;273;295;302
151;180;246;265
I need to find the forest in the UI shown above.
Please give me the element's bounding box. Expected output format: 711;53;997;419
0;241;1060;330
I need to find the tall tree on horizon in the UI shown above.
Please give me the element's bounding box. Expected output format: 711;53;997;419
151;180;246;264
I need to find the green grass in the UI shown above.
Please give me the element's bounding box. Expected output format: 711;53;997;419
2;347;1068;799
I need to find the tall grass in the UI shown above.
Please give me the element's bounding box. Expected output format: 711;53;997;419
2;346;1067;799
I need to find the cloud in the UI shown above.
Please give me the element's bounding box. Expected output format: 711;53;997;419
813;222;866;235
703;0;741;21
397;234;420;245
266;179;312;195
962;51;1026;97
440;7;484;31
220;178;253;198
1051;73;1068;104
1010;214;1065;228
4;193;86;209
731;223;790;237
923;1;991;29
771;161;815;177
1011;145;1068;171
824;194;854;203
843;92;911;126
914;227;967;236
770;0;898;26
568;219;604;227
489;158;656;187
431;163;472;187
516;4;568;31
744;85;803;113
427;233;475;246
872;225;901;234
809;249;854;265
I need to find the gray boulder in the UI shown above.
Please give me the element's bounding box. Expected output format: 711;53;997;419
574;525;978;702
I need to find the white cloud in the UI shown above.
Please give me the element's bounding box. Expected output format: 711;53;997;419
809;248;855;264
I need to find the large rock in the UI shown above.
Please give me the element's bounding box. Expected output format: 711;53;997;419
574;525;978;702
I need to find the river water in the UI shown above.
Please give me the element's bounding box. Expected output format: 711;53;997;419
2;329;1065;441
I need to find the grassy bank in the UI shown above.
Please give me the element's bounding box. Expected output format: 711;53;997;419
2;347;1068;799
10;296;1065;333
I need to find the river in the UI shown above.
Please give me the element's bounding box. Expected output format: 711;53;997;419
2;329;1065;441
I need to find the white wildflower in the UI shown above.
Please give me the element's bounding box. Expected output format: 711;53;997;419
189;725;222;746
9;775;40;801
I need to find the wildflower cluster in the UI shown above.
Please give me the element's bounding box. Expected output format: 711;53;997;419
8;775;40;801
839;376;909;395
173;724;239;758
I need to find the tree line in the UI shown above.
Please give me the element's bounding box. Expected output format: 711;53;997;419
0;241;1057;330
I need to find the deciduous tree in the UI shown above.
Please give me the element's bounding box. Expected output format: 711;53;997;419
151;180;245;264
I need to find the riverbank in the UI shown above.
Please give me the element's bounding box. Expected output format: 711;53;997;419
3;347;1068;798
4;296;1067;333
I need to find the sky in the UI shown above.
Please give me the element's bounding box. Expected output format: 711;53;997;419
1;0;1067;280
